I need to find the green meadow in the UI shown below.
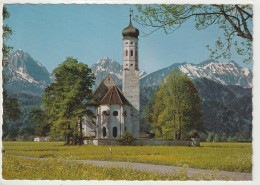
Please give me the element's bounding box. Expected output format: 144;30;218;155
3;142;252;175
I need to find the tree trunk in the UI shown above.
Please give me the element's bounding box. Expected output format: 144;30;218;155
79;120;83;145
66;134;70;145
73;135;78;145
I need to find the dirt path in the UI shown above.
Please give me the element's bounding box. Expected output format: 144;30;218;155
15;155;252;180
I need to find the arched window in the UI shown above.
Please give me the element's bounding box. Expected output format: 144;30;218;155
103;127;106;137
113;127;117;138
113;111;118;116
126;50;128;56
136;50;138;56
130;50;133;56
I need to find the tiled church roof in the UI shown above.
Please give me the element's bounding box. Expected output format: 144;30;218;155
100;86;130;105
88;75;130;106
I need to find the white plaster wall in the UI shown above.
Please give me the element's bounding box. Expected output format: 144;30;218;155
123;105;132;133
109;105;122;138
122;37;140;138
83;106;97;137
123;69;140;111
123;38;138;70
100;105;110;138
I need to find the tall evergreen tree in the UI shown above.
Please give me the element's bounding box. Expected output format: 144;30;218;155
42;57;95;145
146;70;203;140
30;108;50;136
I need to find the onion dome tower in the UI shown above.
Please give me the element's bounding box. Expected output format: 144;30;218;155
122;12;140;137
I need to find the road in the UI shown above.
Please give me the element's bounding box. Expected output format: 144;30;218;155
15;155;252;180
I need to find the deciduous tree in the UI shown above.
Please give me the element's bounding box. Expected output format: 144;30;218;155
2;7;21;139
146;70;203;140
135;5;252;63
42;57;95;145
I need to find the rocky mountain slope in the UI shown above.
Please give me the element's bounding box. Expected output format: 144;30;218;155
140;59;252;88
3;49;52;95
91;57;147;88
140;77;252;137
3;50;252;140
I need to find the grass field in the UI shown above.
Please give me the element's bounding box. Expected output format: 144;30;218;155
2;142;252;173
3;155;194;180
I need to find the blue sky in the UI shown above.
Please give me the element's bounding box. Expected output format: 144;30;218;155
4;4;252;74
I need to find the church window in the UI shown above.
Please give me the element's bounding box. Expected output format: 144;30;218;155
136;51;138;56
103;127;106;137
113;111;118;116
131;41;133;44
130;50;133;56
126;64;128;66
131;64;133;66
126;42;128;44
126;50;128;56
113;127;117;138
102;111;109;116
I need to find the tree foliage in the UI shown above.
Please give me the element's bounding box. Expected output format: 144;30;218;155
30;108;50;136
117;131;134;145
2;7;21;137
2;7;13;69
145;70;203;140
134;5;252;63
42;57;95;145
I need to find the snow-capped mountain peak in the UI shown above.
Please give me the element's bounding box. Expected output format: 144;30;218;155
141;59;252;88
91;57;147;89
4;50;52;95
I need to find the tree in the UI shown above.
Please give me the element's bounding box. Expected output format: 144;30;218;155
117;131;134;145
2;7;21;138
2;7;13;69
30;109;50;136
146;70;203;140
206;132;214;142
213;134;220;142
42;57;95;145
135;5;252;63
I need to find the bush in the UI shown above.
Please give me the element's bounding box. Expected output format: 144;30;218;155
206;133;214;142
227;136;232;142
189;130;199;139
213;134;220;142
117;131;134;145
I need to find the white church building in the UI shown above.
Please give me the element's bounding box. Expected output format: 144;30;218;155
83;15;140;141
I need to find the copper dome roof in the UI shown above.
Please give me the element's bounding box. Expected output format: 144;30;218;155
122;16;139;39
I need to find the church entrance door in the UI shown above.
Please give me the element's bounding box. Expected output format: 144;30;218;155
113;127;117;138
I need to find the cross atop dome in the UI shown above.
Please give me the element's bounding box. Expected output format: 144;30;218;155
122;9;139;39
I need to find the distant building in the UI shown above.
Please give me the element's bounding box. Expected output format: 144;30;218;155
34;136;50;142
83;14;140;140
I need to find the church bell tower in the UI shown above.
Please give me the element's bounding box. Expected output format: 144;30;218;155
122;12;140;137
122;13;140;111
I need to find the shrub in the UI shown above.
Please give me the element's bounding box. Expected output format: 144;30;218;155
227;136;232;142
117;131;134;145
206;133;214;142
213;134;220;142
189;130;199;139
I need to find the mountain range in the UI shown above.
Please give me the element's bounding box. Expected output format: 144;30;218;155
3;49;252;140
4;50;252;95
140;59;252;88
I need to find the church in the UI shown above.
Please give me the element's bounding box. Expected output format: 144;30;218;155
82;15;140;141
